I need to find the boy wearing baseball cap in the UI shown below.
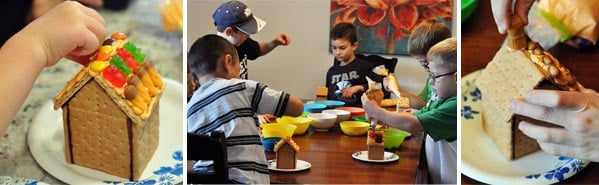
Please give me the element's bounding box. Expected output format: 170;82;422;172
213;0;291;80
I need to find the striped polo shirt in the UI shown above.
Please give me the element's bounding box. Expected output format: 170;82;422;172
187;78;290;184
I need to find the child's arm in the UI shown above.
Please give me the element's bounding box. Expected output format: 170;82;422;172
258;33;290;56
284;95;304;117
0;1;105;135
361;94;424;133
382;77;426;108
341;85;365;99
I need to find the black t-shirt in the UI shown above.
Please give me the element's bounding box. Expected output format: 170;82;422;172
236;38;261;79
325;57;384;105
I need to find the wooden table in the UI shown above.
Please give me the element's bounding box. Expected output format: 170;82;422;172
461;0;599;183
267;126;425;184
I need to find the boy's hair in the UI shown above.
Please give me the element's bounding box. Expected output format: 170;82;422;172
330;22;357;44
188;34;239;76
427;37;457;70
408;19;451;56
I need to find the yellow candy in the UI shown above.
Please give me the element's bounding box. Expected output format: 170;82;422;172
90;61;109;72
99;45;113;53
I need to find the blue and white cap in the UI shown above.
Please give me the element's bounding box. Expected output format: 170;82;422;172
212;1;266;34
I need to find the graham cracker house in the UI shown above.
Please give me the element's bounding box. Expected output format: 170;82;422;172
53;33;165;180
475;16;580;160
274;137;300;169
367;130;384;160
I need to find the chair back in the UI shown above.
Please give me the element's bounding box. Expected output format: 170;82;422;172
187;131;229;183
355;53;398;74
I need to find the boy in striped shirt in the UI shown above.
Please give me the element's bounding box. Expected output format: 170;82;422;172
187;34;303;184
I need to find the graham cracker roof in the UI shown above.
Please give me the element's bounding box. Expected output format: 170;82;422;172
274;137;300;152
475;44;545;123
53;33;165;124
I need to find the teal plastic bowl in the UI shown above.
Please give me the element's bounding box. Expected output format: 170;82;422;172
304;103;326;113
461;0;478;23
314;100;345;109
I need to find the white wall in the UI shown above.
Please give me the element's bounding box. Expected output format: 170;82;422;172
187;0;457;99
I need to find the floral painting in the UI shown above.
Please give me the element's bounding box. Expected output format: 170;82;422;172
330;0;453;55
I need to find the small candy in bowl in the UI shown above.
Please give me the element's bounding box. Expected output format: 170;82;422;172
260;123;297;138
261;137;282;152
340;121;370;136
307;113;337;132
276;116;312;135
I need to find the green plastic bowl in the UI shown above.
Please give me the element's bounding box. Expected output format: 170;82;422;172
352;115;368;122
461;0;478;23
384;128;409;150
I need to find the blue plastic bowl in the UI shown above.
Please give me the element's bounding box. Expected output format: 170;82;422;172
261;137;282;152
315;100;345;109
304;103;327;113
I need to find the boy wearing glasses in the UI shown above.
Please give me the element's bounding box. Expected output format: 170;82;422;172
362;38;457;184
401;19;451;109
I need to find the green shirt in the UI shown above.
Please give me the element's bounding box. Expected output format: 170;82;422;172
418;77;434;102
414;96;457;142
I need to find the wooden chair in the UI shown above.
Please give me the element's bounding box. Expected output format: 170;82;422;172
355;53;398;74
187;131;229;184
332;54;398;74
316;86;328;100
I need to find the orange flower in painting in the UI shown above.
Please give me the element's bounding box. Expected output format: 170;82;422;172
388;0;452;38
331;0;452;42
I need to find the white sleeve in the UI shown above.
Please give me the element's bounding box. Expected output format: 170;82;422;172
251;82;290;117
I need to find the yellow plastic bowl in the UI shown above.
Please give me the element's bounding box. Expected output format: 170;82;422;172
260;123;297;138
276;116;311;135
340;121;370;136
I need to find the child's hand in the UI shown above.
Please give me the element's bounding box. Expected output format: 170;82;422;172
258;114;277;124
361;94;380;119
341;85;363;99
273;33;291;46
511;89;599;162
19;1;106;67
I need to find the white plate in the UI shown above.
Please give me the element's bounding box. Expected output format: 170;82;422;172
0;176;49;185
461;70;589;184
28;79;183;185
351;151;399;163
267;159;311;172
